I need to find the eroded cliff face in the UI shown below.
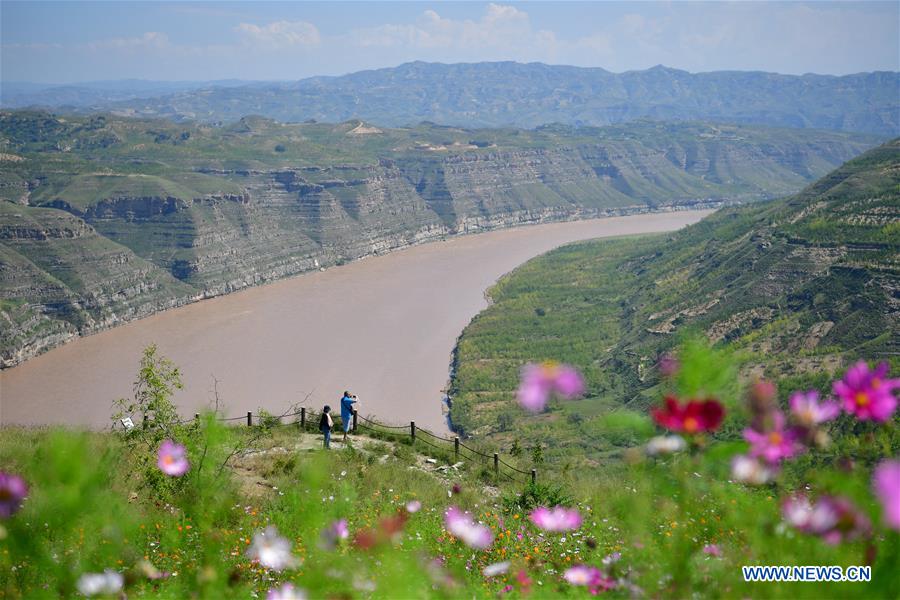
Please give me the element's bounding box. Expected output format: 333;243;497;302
0;118;880;367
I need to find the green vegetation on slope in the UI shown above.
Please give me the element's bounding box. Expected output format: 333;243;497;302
450;140;900;462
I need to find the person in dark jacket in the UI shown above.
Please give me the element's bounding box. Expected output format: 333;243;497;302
319;405;333;449
340;391;358;442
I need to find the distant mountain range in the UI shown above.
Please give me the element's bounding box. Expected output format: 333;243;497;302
3;62;898;135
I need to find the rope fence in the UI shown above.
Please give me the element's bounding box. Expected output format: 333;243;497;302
134;403;537;486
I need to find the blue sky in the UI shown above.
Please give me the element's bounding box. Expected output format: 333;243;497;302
2;1;898;83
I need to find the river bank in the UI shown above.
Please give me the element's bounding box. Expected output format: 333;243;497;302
0;209;713;431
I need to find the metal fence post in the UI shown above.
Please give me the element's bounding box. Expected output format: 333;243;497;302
247;411;252;426
531;469;536;485
410;421;416;442
143;414;148;430
494;453;499;477
300;407;306;429
454;436;460;459
353;409;358;432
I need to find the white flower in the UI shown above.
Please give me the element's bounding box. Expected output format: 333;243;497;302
483;561;510;577
646;435;686;456
731;454;775;485
444;507;494;549
266;582;307;600
246;526;299;571
77;570;123;597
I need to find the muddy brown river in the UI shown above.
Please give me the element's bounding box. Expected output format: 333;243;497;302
0;211;712;431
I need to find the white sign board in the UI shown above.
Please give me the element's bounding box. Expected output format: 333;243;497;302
121;417;135;431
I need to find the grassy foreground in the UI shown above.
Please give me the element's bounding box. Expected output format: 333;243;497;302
1;343;898;599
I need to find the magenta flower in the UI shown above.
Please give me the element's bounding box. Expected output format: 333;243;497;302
743;411;804;464
789;390;839;428
517;361;585;412
0;473;28;518
266;583;307;600
444;506;493;549
873;460;900;530
702;544;722;558
320;519;349;550
529;506;582;532
833;361;899;422
156;440;190;477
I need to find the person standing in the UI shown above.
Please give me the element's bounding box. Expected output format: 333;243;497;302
340;391;358;442
319;405;333;449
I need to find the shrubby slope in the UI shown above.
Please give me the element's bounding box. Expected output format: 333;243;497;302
450;140;899;458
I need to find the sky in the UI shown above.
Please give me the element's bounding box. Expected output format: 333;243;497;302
1;1;898;84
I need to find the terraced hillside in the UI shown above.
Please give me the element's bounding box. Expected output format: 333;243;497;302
449;140;899;461
0;112;881;367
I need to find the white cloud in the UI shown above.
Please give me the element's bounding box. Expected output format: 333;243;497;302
85;32;170;52
235;20;321;48
352;3;555;55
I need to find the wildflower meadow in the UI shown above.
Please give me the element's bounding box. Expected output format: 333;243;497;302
1;341;898;598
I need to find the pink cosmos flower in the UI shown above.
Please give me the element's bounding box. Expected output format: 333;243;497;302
782;495;816;530
657;353;679;378
564;565;601;586
833;361;899;422
782;494;870;545
246;526;299;571
789;390;840;428
517;362;585;412
266;583;307;600
0;472;28;518
743;411;804;464
873;460;900;530
444;506;493;549
157;440;190;477
319;519;349;550
405;500;422;513
563;565;616;591
702;544;722;557
529;506;582;532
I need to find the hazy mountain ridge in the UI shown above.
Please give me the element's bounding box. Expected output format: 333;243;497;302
449;140;899;446
0;111;880;367
3;62;898;135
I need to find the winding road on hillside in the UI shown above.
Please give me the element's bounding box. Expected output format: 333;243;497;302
0;211;712;431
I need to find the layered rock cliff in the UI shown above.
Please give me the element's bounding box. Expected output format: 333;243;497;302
0;113;883;367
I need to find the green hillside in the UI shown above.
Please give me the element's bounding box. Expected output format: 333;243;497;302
449;140;900;461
